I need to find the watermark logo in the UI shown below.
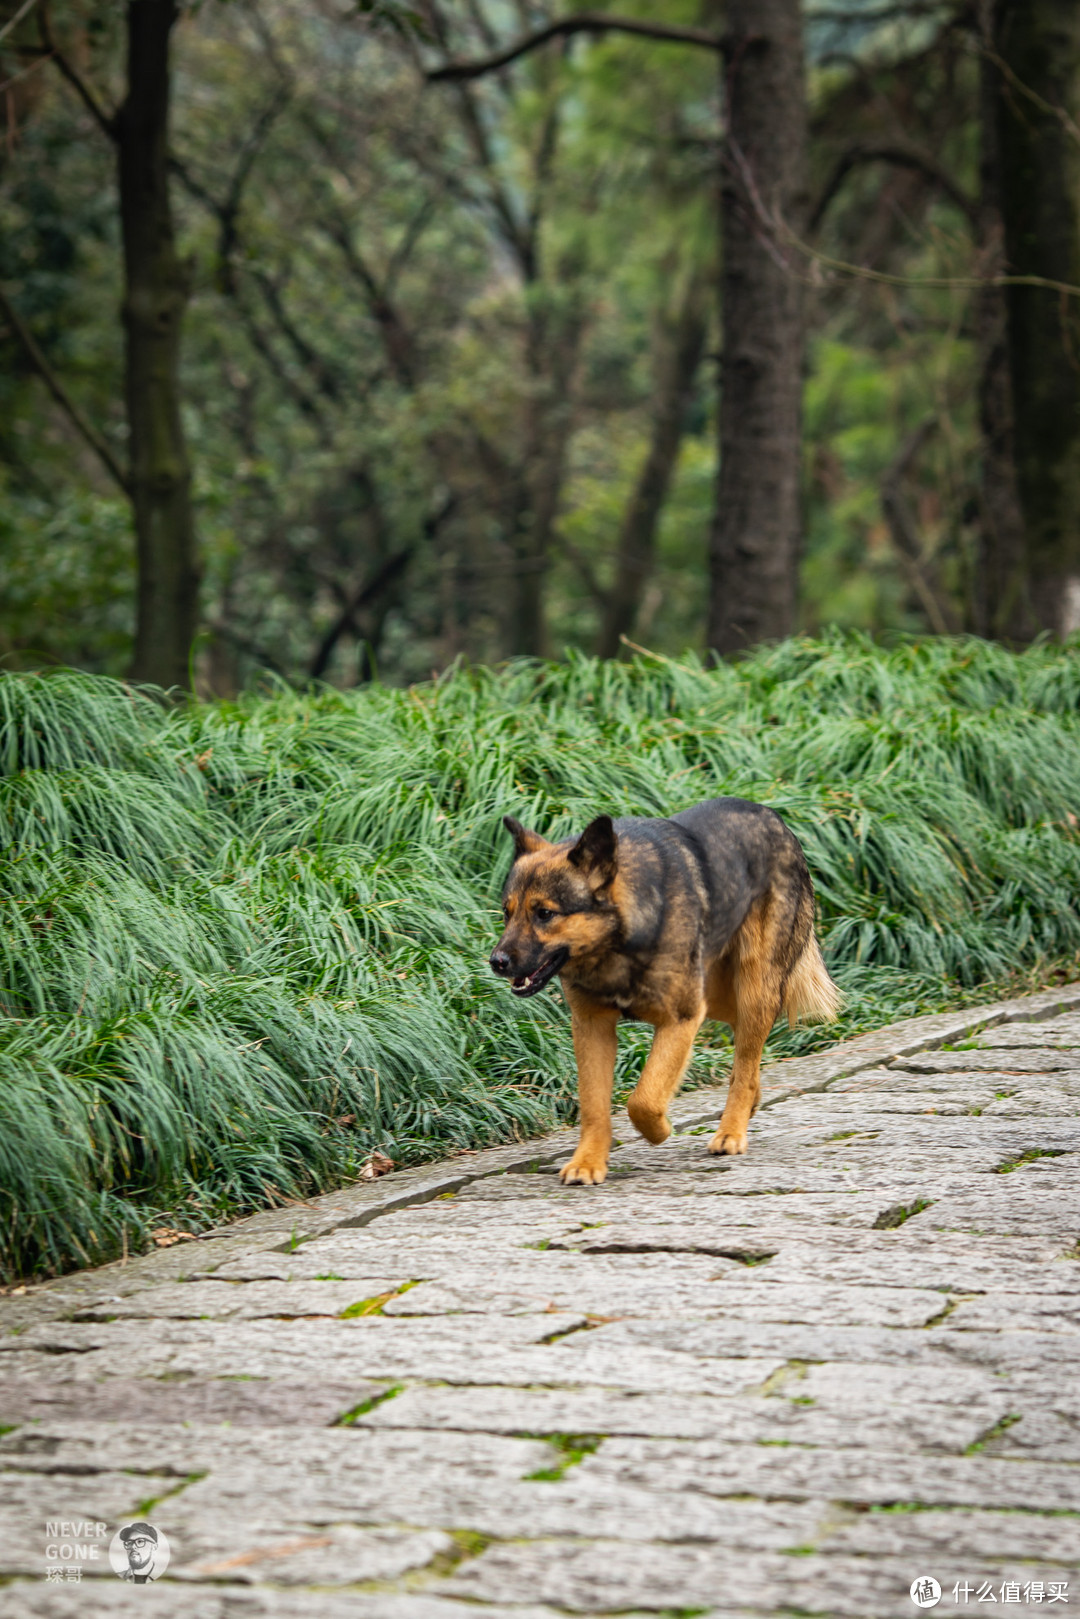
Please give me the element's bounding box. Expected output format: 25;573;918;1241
108;1521;171;1583
44;1521;109;1585
909;1577;1070;1606
951;1581;1069;1604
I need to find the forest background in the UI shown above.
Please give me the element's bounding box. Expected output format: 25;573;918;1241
3;0;1079;691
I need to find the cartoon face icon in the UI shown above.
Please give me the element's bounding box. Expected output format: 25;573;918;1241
110;1522;170;1582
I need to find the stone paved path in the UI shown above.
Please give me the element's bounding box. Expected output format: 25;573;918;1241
3;984;1080;1618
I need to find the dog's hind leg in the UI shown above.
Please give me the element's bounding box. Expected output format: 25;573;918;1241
560;994;620;1185
627;1007;705;1146
709;902;784;1157
709;1001;777;1156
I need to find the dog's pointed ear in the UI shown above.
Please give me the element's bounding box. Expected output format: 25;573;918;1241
568;815;618;883
503;815;547;859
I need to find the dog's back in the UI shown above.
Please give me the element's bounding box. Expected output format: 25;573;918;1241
668;796;806;953
668;797;841;1028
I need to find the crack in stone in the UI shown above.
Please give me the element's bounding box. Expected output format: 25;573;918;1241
965;1412;1023;1454
339;1281;423;1319
922;1296;963;1328
994;1148;1070;1174
755;1359;812;1397
336;1384;404;1426
873;1198;935;1229
521;1433;604;1482
539;1319;599;1345
549;1239;778;1264
131;1467;207;1518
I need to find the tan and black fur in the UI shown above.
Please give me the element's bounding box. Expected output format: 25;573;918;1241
490;798;841;1184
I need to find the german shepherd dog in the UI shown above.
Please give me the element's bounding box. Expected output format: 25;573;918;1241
490;798;840;1185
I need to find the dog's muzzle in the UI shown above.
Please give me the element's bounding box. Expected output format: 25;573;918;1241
490;947;568;998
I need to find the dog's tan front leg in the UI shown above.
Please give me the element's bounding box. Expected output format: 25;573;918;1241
627;1011;704;1145
560;998;619;1185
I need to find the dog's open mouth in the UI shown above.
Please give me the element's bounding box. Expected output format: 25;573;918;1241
510;949;568;998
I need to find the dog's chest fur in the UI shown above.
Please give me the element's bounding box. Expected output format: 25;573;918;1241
562;926;708;1023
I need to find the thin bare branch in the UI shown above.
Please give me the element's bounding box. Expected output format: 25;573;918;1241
426;11;721;82
463;0;500;54
172;89;289;293
38;1;115;138
558;534;610;607
725;137;1080;300
385;197;436;291
811;142;978;233
0;0;40;49
169;152;219;214
796;234;1080;299
217;88;291;291
0;48;50;94
524;76;562;266
234;292;332;438
251;269;345;403
422;0;532;272
461;0;516;99
321;217;418;388
881;413;957;634
205;619;289;679
980;42;1080;149
0;284;129;493
309;546;414;678
808;3;956;24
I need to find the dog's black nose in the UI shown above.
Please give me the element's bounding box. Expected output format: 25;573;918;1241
489;949;513;977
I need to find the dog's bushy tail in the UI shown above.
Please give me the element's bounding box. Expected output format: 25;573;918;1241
784;934;843;1028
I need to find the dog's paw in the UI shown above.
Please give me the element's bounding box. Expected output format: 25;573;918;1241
708;1125;748;1156
558;1156;608;1185
626;1096;672;1145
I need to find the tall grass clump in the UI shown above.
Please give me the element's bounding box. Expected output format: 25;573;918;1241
2;635;1080;1280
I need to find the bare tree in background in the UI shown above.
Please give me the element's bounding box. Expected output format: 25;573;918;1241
26;1;199;690
993;0;1080;638
597;270;709;658
972;0;1028;641
706;0;808;658
432;6;810;663
422;1;595;660
118;0;199;688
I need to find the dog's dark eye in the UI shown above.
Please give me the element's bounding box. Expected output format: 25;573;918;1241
534;906;556;924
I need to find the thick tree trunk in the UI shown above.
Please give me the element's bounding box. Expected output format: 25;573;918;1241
974;1;1030;640
597;274;708;659
995;0;1080;638
707;0;808;658
118;0;199;689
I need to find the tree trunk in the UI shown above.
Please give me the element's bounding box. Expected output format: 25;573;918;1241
597;273;708;659
707;0;808;658
505;290;584;658
973;0;1030;641
118;0;199;689
995;0;1080;638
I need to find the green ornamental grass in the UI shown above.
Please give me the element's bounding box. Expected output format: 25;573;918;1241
2;634;1079;1280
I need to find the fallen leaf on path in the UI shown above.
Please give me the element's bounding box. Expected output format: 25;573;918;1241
150;1228;198;1247
359;1151;394;1181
